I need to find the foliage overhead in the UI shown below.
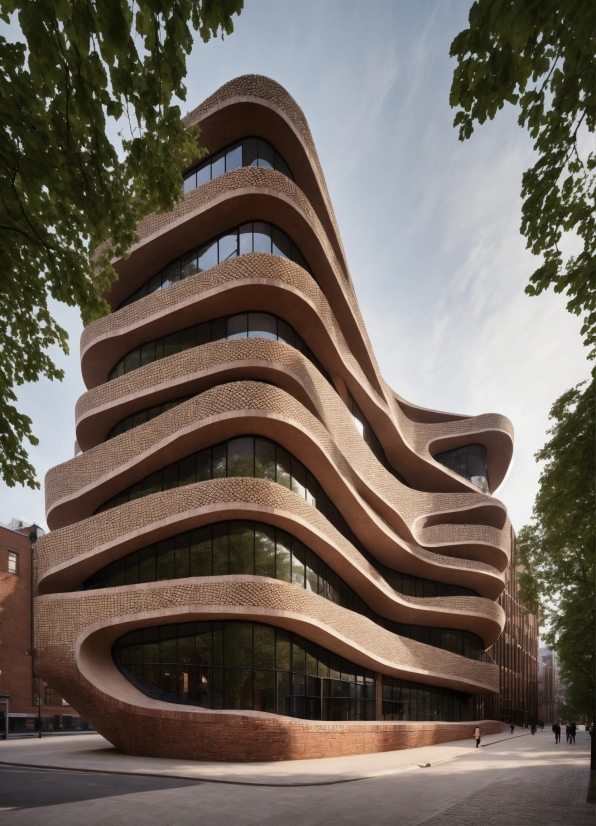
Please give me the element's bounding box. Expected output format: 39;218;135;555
517;379;595;719
450;0;595;363
0;0;243;488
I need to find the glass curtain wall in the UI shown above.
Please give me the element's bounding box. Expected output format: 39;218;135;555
118;221;310;309
382;675;470;721
114;621;375;720
434;445;490;494
85;519;488;661
107;397;193;441
183;137;293;194
107;312;331;385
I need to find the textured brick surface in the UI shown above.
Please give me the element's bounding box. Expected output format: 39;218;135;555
37;76;516;762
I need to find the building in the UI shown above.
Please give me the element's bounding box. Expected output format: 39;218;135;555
36;75;517;761
0;519;90;735
473;538;539;726
538;646;565;724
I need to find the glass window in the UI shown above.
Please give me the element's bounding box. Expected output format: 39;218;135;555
275;154;292;179
198;240;218;272
225;143;242;172
212;443;226;478
227;437;254;477
183;172;197;193
275;531;292;583
255;438;276;480
163;331;181;359
276;446;292;489
7;551;18;575
248;312;277;339
228;521;254;575
254;525;276;578
257;139;275;169
116;221;310;311
226;313;248;339
239;223;253;255
124;349;141;373
210;151;225;179
218;231;238;262
180;252;197;280
196;164;211;187
252;222;272;253
212;523;228;575
190;527;212;577
272;226;292;258
242;138;259;167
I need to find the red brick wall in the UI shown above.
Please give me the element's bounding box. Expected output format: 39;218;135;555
0;526;78;723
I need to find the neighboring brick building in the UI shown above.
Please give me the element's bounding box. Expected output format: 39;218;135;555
35;75;519;761
0;519;90;735
473;534;539;726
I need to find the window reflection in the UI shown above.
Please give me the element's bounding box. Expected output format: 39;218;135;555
114;622;375;719
382;675;469;722
118;221;311;310
107;312;330;385
84;518;487;661
114;621;472;721
434;444;490;494
183;137;293;196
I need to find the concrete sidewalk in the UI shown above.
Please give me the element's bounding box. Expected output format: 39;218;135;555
0;728;530;786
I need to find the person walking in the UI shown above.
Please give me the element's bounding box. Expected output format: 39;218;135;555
565;723;571;743
474;725;482;748
570;723;576;744
510;722;515;734
531;723;537;735
552;722;561;743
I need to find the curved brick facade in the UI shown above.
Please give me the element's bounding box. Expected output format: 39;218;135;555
36;76;512;760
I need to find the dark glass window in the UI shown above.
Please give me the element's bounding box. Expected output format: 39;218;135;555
106;397;193;441
434;445;489;494
87;509;486;662
107;312;331;386
118;222;311;310
183;137;293;197
114;621;375;720
382;675;469;722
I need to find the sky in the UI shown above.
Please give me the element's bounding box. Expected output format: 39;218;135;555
0;0;590;535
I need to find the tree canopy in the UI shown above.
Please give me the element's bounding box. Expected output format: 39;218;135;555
0;0;243;488
450;0;595;364
517;379;595;719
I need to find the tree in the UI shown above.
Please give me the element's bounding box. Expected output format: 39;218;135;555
450;0;595;363
0;0;243;488
517;379;595;720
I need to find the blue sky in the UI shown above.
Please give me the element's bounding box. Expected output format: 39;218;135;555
0;0;589;532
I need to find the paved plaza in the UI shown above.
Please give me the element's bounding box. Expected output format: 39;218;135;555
0;730;592;825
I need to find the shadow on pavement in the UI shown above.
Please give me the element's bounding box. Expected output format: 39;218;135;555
0;765;198;810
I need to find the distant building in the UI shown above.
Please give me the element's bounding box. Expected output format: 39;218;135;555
0;519;91;735
538;646;566;723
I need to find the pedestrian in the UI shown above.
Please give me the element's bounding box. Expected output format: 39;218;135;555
570;723;576;744
474;725;482;748
531;723;536;735
552;722;561;744
540;721;544;732
510;722;515;734
566;724;571;743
